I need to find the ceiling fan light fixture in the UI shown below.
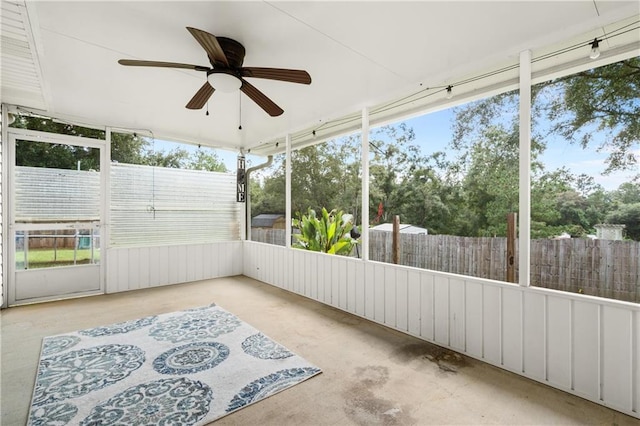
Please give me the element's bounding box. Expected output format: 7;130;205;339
208;72;242;92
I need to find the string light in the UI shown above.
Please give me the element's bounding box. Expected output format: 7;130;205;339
238;90;242;130
589;38;601;59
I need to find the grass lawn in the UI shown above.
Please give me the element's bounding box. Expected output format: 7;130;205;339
16;248;100;269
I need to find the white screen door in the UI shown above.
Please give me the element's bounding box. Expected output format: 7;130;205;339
7;131;105;305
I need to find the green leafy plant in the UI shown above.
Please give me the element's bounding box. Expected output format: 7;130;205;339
292;208;357;255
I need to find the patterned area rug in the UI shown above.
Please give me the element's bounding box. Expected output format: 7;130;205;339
28;304;321;425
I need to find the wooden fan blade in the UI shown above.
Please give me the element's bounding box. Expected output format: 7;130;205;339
186;27;229;67
240;79;284;117
186;82;215;110
241;67;312;84
118;59;209;72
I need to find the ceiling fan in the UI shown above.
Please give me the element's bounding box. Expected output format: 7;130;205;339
118;27;311;117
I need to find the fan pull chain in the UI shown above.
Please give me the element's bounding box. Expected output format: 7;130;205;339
238;90;242;130
206;102;209;116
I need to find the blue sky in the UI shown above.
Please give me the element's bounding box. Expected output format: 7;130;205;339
155;107;636;191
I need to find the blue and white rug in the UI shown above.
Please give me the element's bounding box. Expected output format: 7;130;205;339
28;304;321;425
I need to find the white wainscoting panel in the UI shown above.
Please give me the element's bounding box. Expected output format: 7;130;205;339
572;301;600;400
465;281;484;358
502;287;523;372
546;296;572;388
449;278;465;351
420;273;435;341
396;268;408;332
407;270;421;336
242;241;639;419
602;305;633;412
107;241;243;293
483;285;502;364
523;292;546;381
434;275;449;345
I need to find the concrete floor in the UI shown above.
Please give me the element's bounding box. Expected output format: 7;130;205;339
1;275;637;425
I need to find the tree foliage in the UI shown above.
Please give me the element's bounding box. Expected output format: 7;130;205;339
11;115;227;172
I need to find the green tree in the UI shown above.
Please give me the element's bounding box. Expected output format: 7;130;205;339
251;154;286;216
11;114;230;172
611;182;640;205
13;115;150;168
606;203;640;240
291;140;353;216
112;133;150;165
394;167;451;233
368;123;424;224
187;148;227;172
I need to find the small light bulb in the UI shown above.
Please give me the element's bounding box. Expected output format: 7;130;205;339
589;38;601;60
446;85;453;99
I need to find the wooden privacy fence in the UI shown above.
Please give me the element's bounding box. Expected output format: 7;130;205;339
251;228;286;247
251;228;640;302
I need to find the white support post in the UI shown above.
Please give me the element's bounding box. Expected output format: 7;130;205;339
1;105;8;308
518;50;532;287
102;128;112;293
285;134;292;249
361;107;370;261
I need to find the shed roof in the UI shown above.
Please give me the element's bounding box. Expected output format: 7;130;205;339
251;214;285;228
371;223;428;235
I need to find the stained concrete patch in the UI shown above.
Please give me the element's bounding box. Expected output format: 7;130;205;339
392;342;468;373
343;365;416;425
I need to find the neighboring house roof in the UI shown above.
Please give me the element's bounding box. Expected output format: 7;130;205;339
371;223;428;235
251;214;285;228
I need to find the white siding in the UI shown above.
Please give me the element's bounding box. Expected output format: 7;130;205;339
106;241;242;293
0;131;3;307
243;241;640;419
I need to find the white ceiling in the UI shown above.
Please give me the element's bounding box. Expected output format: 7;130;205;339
2;1;639;156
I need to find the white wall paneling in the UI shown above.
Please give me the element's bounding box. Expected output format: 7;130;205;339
364;262;375;319
339;258;348;310
602;306;633;412
547;296;572;388
420;273;435;341
573;301;600;400
242;241;640;419
107;241;243;293
449;278;465;351
396;269;408;332
465;282;484;358
407;270;421;336
434;275;449;345
483;285;502;364
502;287;523;372
523;292;546;380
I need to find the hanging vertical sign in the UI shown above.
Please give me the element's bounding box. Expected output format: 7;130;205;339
237;154;246;202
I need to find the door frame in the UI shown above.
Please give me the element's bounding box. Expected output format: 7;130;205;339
6;126;109;306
